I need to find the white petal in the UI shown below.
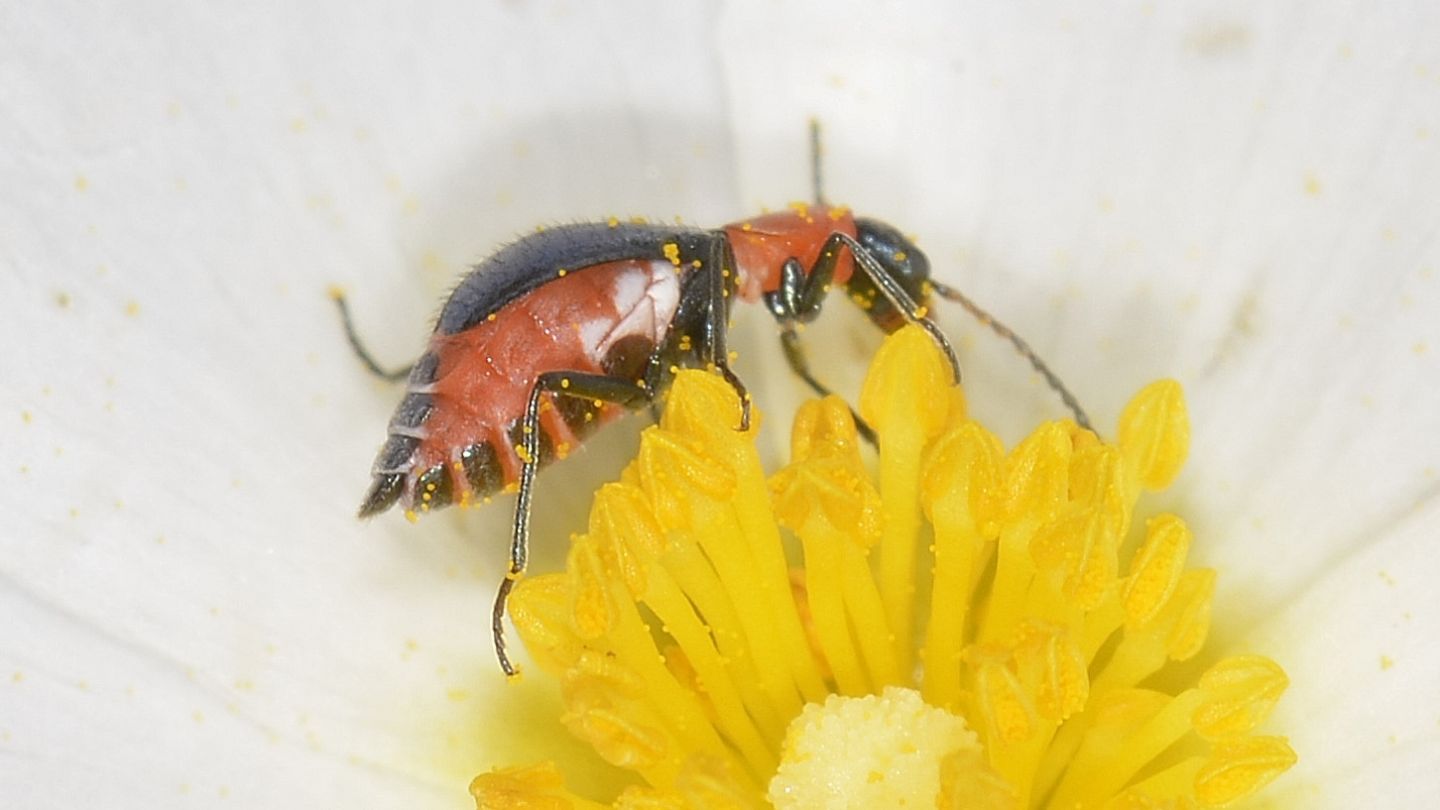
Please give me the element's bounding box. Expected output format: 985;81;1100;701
6;0;1438;806
1245;495;1440;806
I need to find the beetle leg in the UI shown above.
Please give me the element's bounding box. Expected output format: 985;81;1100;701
494;371;650;677
778;325;877;445
810;231;964;385
769;251;881;444
331;291;414;382
702;237;751;431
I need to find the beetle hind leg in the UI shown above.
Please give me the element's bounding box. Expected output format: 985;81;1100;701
493;371;651;677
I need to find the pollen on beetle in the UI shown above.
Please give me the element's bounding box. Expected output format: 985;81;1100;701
556;268;567;278
662;243;681;266
742;222;753;231
606;216;620;228
691;259;702;268
894;250;908;262
474;327;1296;809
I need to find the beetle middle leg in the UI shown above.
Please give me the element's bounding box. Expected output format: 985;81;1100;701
778;324;878;445
493;370;650;677
764;249;884;443
695;236;752;431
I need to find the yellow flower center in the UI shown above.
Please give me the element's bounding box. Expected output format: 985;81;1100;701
471;326;1295;809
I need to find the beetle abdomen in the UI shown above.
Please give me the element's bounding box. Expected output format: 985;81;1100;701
359;258;682;518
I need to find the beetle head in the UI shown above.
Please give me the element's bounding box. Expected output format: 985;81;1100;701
846;218;933;333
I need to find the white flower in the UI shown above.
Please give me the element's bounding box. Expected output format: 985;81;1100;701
2;2;1436;807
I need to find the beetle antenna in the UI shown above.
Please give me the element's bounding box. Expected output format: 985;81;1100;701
931;281;1095;432
809;118;827;207
330;288;414;382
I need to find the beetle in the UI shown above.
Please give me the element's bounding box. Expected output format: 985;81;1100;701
336;123;1090;675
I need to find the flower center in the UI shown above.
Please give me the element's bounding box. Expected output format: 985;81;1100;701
472;326;1295;809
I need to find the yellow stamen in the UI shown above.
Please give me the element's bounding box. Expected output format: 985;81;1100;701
485;326;1294;809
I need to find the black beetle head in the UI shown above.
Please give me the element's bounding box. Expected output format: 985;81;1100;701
845;218;933;333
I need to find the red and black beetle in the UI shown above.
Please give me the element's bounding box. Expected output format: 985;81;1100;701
337;125;1089;674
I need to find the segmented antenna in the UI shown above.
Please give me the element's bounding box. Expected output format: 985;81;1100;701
331;289;413;382
809;118;827;207
931;281;1094;432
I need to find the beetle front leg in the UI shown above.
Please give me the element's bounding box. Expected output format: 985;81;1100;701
825;231;963;384
493;371;650;677
766;246;878;443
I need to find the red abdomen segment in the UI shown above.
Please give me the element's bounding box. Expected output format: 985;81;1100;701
372;259;681;516
724;204;857;302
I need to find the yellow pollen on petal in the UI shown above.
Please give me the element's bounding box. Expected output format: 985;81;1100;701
482;326;1294;810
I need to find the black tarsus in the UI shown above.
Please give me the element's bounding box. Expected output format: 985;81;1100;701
332;291;414;382
931;281;1093;432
